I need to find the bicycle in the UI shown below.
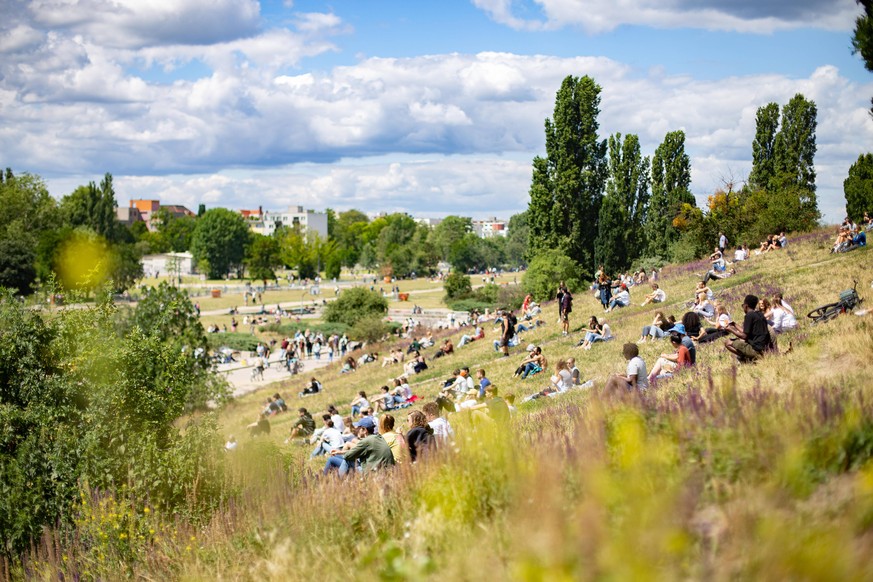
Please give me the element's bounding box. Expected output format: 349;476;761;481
807;280;863;324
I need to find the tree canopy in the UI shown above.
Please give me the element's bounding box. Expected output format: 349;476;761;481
844;153;873;221
190;208;250;279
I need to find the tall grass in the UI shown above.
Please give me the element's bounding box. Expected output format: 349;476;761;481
6;229;873;580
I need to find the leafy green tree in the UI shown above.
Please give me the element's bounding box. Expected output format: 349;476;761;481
772;94;818;194
323;287;388;327
844;153;873;221
128;281;209;365
333;209;370;267
190;208;250;279
522;249;583;302
429;215;472;261
444;270;473;300
108;242;144;293
351;316;391;343
153;208;197;252
197;203;206;217
528;75;607;274
853;0;873;115
595;133;650;273
245;234;281;286
749;103;780;191
60;173;121;243
505;211;529;267
644;130;694;260
0;237;36;293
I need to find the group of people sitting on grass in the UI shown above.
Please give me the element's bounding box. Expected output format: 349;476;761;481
832;218;868;253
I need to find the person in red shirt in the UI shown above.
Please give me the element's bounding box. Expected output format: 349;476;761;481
647;333;692;385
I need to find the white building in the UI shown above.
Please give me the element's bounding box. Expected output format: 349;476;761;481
141;252;196;278
246;206;329;239
472;217;508;238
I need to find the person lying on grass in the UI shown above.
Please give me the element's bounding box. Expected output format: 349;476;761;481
703;266;736;286
724;294;770;363
647;333;693;385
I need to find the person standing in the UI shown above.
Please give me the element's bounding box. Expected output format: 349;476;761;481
558;284;573;336
718;232;728;255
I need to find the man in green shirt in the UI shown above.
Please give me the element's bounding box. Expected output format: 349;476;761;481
324;426;396;476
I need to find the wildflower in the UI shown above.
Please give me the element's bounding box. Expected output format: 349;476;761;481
143;507;150;514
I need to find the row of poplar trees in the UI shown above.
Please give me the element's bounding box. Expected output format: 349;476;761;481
526;75;819;278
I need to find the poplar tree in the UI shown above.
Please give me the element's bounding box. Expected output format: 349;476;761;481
595;133;650;273
748;103;780;191
527;75;607;273
644;130;693;259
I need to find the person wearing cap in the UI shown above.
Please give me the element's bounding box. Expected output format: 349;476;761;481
647;333;693;384
666;322;697;365
724;294;770;362
352;408;376;432
606;284;630;313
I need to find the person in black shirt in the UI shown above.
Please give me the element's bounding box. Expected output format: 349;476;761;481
405;410;435;463
724;294;770;362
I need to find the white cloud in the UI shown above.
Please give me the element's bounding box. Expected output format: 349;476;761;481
473;0;860;34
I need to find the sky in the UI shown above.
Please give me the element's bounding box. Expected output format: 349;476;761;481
1;0;871;223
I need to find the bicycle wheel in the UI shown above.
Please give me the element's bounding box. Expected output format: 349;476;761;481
807;303;841;324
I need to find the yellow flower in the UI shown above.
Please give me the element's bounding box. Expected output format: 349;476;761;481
143;507;150;514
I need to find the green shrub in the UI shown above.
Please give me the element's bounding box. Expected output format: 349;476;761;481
443;271;473;300
323;287;388;327
351;316;391;343
206;332;260;352
497;284;527;310
447;298;493;312
522;249;583;302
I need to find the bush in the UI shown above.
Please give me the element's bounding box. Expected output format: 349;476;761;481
323;287;388;327
443;271;473;300
497;285;528;310
351;316;391;343
447;298;494;312
522;249;583;302
206;332;260;352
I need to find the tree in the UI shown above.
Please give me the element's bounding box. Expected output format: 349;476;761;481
153;208;197;252
844;153;873;221
60;173;121;242
505;211;529;267
444;270;473;300
0;236;36;292
333;209;370;267
852;0;873;115
129;281;208;361
323;287;388;327
522;249;584;302
190;208;250;279
245;234;281;286
595;133;650;273
429;216;472;261
749;103;780;191
527;75;608;274
644;130;694;259
772;94;818;194
197;203;206;217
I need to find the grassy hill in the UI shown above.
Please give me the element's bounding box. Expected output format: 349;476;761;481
15;228;873;580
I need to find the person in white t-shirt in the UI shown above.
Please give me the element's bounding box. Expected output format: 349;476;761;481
423;402;453;441
770;294;797;333
609;342;649;392
640;283;667;306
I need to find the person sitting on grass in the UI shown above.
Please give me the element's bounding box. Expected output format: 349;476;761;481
694;281;714;302
404;351;428;375
405;410;435;463
432;338;455;359
350;391;369;418
378;414;403;463
579;316;613;350
640;283;667;306
391;377;414;403
299;377;322;397
639;311;674;343
353;407;377;434
681;312;705;344
323;424;395;477
310;416;344;458
770;294;798;333
468;384;511;425
606;284;630;313
341;356;357;374
567;357;582;385
287;408;315;440
604;343;649;393
523;358;574;401
376;385;399;412
247;412;271;438
381;348;405;367
692;292;716;320
647;333;693;385
458;325;484;347
423;402;454;441
514;346;547;379
476;368;491;398
699;302;732;343
724;294;770;363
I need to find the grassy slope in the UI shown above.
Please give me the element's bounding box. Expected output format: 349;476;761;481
23;230;873;580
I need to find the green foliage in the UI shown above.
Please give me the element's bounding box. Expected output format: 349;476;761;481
429;216;472;261
190;208;251;279
844;153;873;222
60;173;123;243
245;234;281;285
375;214;437;277
852;1;873;115
323;287;388;327
443;271;473;300
128;282;208;363
505;211;529;267
446;298;494;312
152;208;197;252
206;332;261;352
527;75;607;269
749;102;780;191
644;130;694;259
772;94;818;197
351;316;392;343
0;236;36;293
333;209;370;268
522;249;583;302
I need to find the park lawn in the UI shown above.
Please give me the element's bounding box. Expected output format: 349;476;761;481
24;229;873;581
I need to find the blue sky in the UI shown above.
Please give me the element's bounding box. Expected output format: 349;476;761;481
1;0;871;224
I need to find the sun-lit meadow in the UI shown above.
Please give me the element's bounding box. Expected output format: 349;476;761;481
8;229;873;581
